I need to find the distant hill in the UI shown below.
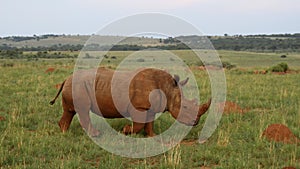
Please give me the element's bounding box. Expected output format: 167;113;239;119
0;34;88;48
0;34;162;48
0;33;299;52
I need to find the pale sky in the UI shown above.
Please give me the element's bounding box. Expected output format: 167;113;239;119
0;0;299;36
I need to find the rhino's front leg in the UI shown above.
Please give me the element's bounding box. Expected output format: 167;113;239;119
123;122;145;135
79;114;100;137
144;111;156;137
123;121;156;137
123;106;147;135
144;121;156;137
77;111;100;137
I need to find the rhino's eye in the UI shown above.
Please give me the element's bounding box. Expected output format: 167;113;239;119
183;105;187;109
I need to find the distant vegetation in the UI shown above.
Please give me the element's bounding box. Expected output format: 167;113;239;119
0;44;83;52
210;36;300;52
268;62;289;72
0;33;300;59
1;34;60;42
0;50;76;59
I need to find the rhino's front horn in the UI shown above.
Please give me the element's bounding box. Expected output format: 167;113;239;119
198;98;211;117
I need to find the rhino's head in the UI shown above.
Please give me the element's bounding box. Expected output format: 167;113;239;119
169;75;211;126
177;97;211;126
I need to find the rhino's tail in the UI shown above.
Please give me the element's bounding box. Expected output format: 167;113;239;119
49;80;66;105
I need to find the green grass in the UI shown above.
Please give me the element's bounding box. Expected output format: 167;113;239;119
0;50;299;168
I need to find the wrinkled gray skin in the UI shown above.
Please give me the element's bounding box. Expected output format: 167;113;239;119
50;67;211;137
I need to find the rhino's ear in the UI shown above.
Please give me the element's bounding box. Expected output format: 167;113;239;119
173;74;180;82
173;74;180;86
179;77;189;86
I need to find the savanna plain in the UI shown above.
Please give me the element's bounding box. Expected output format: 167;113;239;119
0;50;299;169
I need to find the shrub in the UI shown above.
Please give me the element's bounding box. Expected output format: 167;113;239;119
222;61;236;70
194;60;204;66
136;58;145;62
280;55;287;58
2;62;14;67
269;62;289;72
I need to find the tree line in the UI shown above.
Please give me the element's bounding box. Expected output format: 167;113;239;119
1;34;300;59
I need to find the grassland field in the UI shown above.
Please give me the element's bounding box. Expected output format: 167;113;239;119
0;50;299;168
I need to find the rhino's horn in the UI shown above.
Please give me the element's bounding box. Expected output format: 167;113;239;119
198;98;211;116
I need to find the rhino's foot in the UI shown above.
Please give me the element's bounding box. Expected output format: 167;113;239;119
87;128;101;137
122;125;133;135
146;133;156;137
58;121;69;133
122;123;145;135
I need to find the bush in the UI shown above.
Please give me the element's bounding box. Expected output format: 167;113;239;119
222;61;236;70
136;58;145;62
280;55;287;58
269;62;289;72
1;62;14;67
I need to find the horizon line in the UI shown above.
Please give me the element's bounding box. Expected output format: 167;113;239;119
1;32;300;38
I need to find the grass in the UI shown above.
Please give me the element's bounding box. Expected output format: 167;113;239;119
218;50;300;68
0;50;299;168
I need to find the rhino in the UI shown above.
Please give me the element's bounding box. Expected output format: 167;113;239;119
50;67;211;137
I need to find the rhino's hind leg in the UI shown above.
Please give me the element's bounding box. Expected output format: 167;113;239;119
59;97;76;132
59;110;76;132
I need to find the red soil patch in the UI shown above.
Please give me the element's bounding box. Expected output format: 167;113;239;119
54;83;62;89
45;67;55;73
262;124;299;144
193;66;223;71
198;66;206;71
253;70;267;74
63;66;73;69
200;164;219;169
272;72;287;75
272;70;300;75
219;101;247;114
205;65;223;70
282;167;296;169
0;116;5;121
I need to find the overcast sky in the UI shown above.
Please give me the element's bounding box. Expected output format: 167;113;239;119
0;0;299;36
